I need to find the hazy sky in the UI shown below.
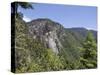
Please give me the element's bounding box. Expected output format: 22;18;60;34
18;3;97;30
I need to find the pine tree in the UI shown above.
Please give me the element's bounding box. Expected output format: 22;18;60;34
11;2;33;18
80;31;97;68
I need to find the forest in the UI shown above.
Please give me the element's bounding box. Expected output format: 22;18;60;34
11;2;97;73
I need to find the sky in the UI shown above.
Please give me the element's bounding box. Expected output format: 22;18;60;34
18;3;97;30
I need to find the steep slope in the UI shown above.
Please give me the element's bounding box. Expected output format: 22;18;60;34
27;19;97;52
15;18;67;73
14;18;97;73
15;17;30;72
63;28;97;62
27;18;97;63
27;18;64;54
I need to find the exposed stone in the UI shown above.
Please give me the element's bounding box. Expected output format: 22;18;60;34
27;18;64;54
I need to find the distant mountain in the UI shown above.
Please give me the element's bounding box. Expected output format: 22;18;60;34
66;27;97;44
66;27;97;40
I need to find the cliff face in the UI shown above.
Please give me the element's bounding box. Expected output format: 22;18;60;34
27;19;64;54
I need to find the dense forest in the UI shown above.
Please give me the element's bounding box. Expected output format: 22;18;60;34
11;2;97;73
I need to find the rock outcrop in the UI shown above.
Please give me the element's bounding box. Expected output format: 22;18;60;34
27;18;64;54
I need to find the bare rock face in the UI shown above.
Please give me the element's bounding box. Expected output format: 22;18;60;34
27;18;64;54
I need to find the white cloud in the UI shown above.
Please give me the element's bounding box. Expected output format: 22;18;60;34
23;16;31;22
86;27;97;31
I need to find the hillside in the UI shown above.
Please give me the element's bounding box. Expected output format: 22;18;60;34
14;18;97;73
27;18;97;63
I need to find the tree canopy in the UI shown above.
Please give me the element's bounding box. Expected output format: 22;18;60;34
11;2;33;18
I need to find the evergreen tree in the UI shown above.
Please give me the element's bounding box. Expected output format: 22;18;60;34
11;2;33;18
11;2;33;14
80;31;97;68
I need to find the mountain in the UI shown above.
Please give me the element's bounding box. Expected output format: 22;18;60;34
66;27;97;40
27;18;97;62
27;18;64;54
66;28;97;47
27;18;97;54
14;17;97;72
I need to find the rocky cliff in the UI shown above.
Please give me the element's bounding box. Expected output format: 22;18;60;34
27;18;97;54
27;18;65;54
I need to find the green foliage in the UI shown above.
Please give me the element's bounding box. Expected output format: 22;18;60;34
42;49;65;71
14;17;97;73
17;2;33;9
15;18;67;72
79;32;97;68
15;17;30;72
11;2;33;18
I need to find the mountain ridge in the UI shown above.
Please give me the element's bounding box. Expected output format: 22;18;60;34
27;18;97;54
